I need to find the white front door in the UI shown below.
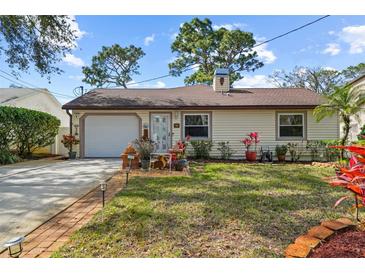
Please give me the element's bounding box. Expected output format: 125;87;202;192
151;113;171;152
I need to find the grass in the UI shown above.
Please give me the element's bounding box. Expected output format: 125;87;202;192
53;162;355;258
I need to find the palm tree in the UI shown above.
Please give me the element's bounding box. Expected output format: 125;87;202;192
313;84;365;153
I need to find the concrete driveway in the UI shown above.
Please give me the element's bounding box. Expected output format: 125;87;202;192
0;159;120;247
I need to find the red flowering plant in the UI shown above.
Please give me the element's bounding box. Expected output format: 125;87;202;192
61;134;80;152
170;135;191;160
328;145;365;221
241;132;260;152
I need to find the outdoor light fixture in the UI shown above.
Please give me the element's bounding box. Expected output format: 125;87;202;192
126;154;135;185
3;236;25;258
100;181;107;208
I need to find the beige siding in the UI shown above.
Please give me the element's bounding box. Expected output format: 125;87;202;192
71;108;339;159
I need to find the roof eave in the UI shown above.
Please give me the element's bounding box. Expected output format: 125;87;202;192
62;104;319;110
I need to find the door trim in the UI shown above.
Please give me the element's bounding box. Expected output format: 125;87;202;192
80;113;142;158
149;112;173;152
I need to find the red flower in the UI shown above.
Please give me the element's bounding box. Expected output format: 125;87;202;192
185;135;191;142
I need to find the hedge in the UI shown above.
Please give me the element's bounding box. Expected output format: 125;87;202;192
0;106;60;160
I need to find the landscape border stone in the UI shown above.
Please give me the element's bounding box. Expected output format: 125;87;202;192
284;217;355;258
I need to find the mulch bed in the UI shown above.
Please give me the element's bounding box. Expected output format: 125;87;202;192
308;228;365;258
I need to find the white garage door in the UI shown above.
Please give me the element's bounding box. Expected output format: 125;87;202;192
84;115;139;157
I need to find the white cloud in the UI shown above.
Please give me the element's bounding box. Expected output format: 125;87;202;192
328;30;335;35
68;16;87;40
254;41;277;64
339;25;365;54
212;23;247;31
170;32;178;40
144;34;155;46
63;53;85;67
127;80;166;89
233;75;274;88
154;81;166;88
68;75;84;81
322;66;337;71
322;43;341;56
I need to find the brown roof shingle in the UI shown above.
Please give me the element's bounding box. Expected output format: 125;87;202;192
62;84;324;110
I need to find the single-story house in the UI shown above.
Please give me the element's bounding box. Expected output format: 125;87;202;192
0;87;69;155
345;74;365;141
62;69;339;159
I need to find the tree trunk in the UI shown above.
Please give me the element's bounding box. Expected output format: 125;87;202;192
341;116;351;159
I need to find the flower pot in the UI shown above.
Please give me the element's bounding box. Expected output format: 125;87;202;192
277;154;286;162
174;159;188;171
245;151;257;162
141;159;150;170
68;151;77;160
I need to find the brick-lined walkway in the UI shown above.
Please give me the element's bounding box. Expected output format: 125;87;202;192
0;172;125;258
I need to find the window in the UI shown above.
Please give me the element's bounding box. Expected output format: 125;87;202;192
277;113;305;139
183;113;210;139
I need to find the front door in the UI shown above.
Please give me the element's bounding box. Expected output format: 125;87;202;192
151;113;171;152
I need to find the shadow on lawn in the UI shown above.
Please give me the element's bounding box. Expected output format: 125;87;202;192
59;163;350;258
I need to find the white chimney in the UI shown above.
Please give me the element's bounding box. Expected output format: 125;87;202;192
213;68;230;93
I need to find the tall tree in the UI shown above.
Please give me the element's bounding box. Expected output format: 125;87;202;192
169;18;263;85
82;44;145;88
313;84;365;152
0;16;78;79
342;63;365;82
270;63;365;94
269;66;342;94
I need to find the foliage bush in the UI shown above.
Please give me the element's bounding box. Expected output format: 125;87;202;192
275;145;288;156
306;140;323;161
287;143;301;162
217;141;234;160
133;138;154;160
0;106;60;159
319;139;341;162
0;149;20;165
190;140;213;159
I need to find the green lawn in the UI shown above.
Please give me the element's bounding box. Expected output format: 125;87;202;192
53;163;354;258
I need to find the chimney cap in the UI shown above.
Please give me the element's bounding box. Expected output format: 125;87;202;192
214;68;229;76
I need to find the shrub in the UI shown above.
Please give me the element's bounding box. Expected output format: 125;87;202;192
61;135;80;152
0;106;60;158
319;139;341;162
275;145;287;156
287;143;301;162
133;138;154;160
217;141;234;160
306;140;322;161
0;149;20;165
190;140;213;159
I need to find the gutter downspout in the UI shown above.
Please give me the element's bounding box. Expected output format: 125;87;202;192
66;109;73;154
66;109;73;135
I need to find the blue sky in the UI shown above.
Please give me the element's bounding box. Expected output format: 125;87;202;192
0;15;364;104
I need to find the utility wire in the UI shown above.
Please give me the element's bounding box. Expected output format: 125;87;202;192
0;69;74;99
127;15;330;87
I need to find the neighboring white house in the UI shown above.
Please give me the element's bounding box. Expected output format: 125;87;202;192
345;74;365;141
0;87;69;155
62;69;340;160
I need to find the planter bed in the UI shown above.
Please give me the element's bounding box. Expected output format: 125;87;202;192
308;227;365;258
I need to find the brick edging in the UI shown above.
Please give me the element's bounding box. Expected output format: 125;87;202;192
284;217;355;258
0;171;118;256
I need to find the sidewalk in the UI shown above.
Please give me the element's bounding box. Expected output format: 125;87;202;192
0;173;125;258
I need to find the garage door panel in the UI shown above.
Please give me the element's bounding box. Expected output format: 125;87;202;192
84;115;139;157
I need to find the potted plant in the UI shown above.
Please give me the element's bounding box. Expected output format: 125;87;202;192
275;145;287;162
241;132;260;162
61;134;79;159
132;138;154;170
